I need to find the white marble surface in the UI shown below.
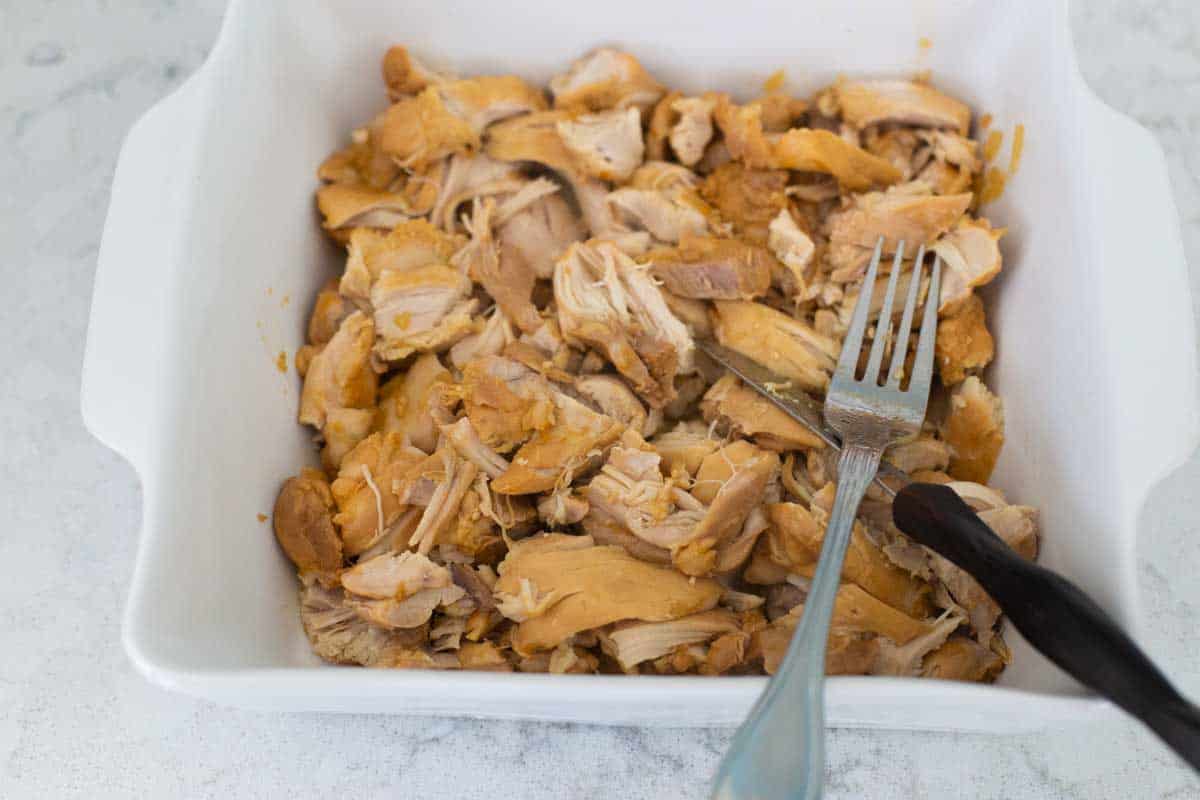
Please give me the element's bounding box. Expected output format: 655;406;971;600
1;1;1198;797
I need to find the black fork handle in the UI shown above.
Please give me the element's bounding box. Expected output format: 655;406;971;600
893;482;1200;773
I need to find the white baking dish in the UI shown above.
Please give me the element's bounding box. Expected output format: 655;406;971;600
81;0;1197;728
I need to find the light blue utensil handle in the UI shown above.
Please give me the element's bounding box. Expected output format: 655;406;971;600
711;444;881;800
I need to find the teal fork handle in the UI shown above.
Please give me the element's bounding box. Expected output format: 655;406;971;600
711;444;880;800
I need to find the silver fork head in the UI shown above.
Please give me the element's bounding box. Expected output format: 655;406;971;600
825;236;942;444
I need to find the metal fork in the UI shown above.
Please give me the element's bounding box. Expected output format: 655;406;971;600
711;237;941;800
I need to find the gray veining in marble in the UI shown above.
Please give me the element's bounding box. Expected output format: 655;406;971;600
1;1;1198;797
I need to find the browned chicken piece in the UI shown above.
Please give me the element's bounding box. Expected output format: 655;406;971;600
669;96;718;166
651;421;721;478
646;235;773;300
825;184;972;282
497;191;585;280
935;293;995;386
870;609;966;676
316;183;422;237
485;111;617;237
715;504;773;574
831;80;971;135
773;129;903;191
645;91;680;161
459;355;557;453
978;504;1040;560
933;217;1004;313
913;130;982;195
492;390;624;495
755;584;938;675
306;279;354;347
921;636;1005;682
428;153;526;232
711;300;839;393
273;468;343;573
409;448;481;554
458;640;512;671
557;108;645;181
701;374;824;451
300;575;431;666
449;310;516;370
767;209;816;296
494;533;722;654
374;355;455;454
317;111;403;190
439;418;510;479
766;497;931;617
321;408;377;474
885;434;951;474
331;432;427;556
941;376;1005;483
554;240;694;407
583;446;707;550
340;222;466;311
573;374;653;436
711;95;776;168
548;48;665;114
675;441;779;576
298;310;378;448
381;45;447;99
439;478;504;561
380;75;546;169
453;199;542;333
699;162;787;246
371;265;478;362
604;610;740;670
341;550;454;600
378;88;478;169
348;582;469;630
862;128;922;179
607;165;712;245
537;489;590;526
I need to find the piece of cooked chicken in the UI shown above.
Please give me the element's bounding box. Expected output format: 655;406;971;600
339;222;466;312
330;432;427;556
604;609;740;670
767;209;816;296
935;293;995;386
427;152;526;232
557;108;645;182
646;235;774;300
494;533;722;654
306;278;354;347
825;183;972;282
381;45;448;99
699;162;787;246
831;79;971;135
572;374;654;437
650;421;721;478
711;300;839;393
300;575;432;666
273;468;344;573
941;376;1005;483
491;388;624;495
768;488;931;617
700;374;823;451
669;95;718;166
459;354;558;453
298;311;378;462
554;240;694;407
548;48;665;113
316;183;423;238
933;217;1004;313
921;636;1005;682
370;265;478;362
497;190;585;280
583;445;707;551
452;198;542;333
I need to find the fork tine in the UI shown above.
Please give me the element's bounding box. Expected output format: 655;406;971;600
862;241;906;385
907;252;943;396
834;237;885;380
885;243;926;388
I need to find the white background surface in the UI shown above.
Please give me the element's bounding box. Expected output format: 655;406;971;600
2;1;1198;797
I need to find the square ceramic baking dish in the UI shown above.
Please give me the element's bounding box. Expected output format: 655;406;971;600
82;0;1197;728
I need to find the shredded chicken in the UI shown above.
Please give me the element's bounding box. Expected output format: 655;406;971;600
276;45;1036;681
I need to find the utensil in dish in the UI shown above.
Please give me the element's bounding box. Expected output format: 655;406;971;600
893;482;1200;773
712;237;941;799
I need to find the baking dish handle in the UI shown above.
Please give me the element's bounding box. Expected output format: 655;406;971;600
1082;89;1200;524
81;76;206;471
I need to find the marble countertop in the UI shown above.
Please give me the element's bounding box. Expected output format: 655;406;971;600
2;1;1198;797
